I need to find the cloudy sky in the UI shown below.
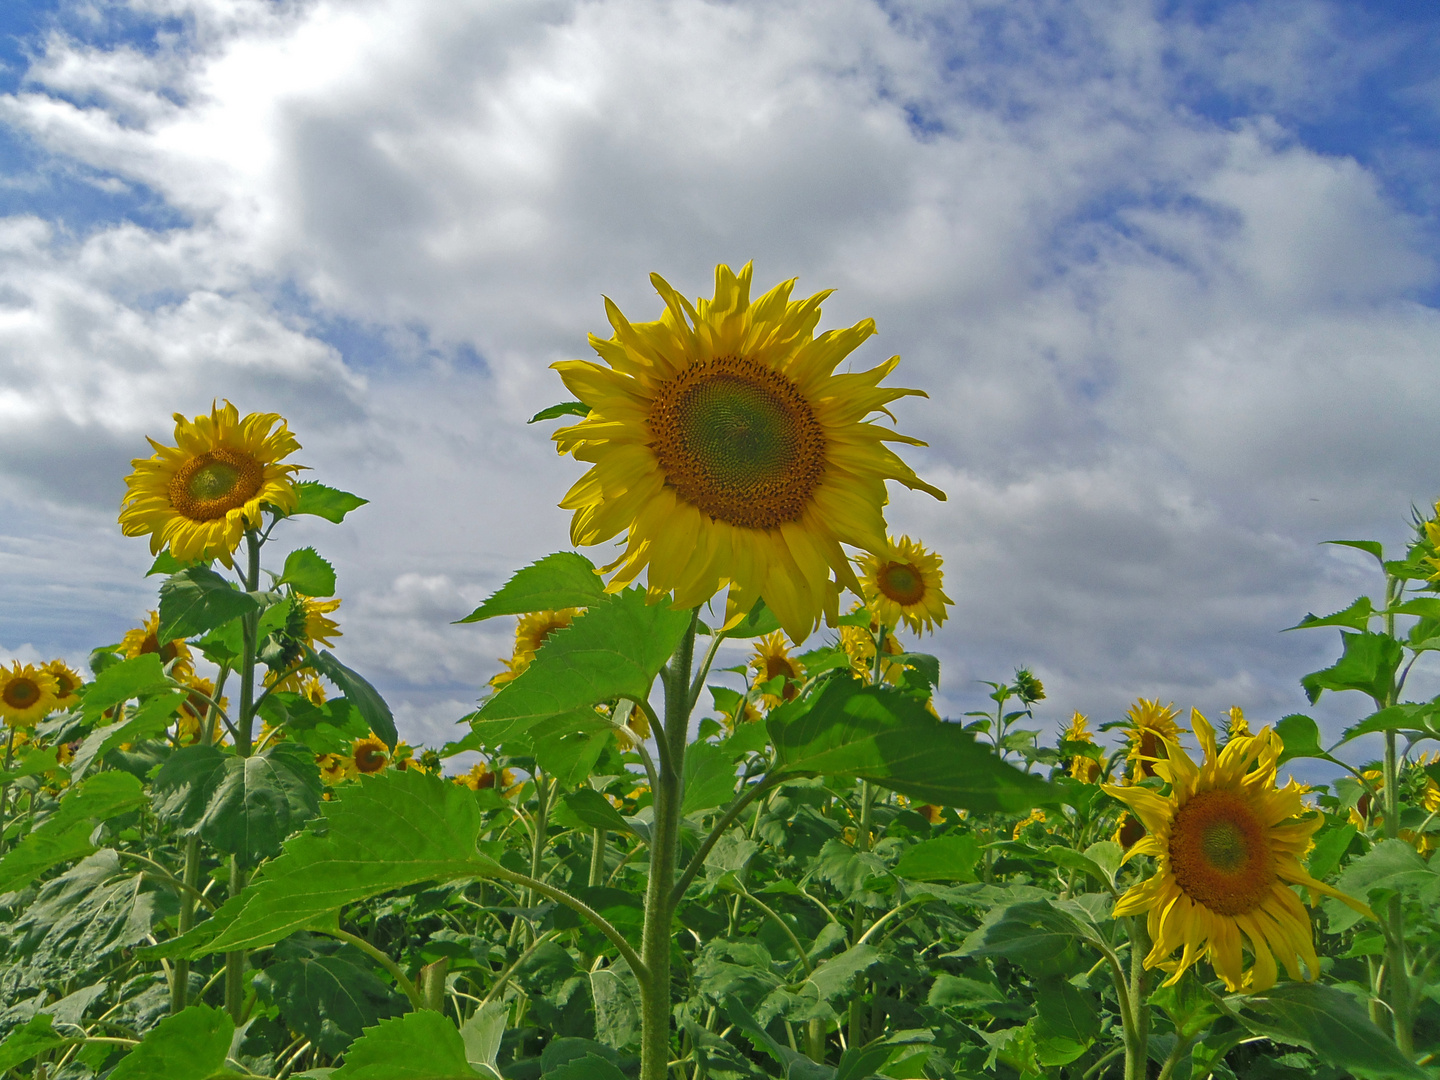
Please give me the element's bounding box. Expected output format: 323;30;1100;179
1;0;1437;774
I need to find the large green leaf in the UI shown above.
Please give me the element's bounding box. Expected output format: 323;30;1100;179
158;565;261;642
1339;703;1439;743
195;769;497;953
70;691;187;780
257;940;407;1057
472;588;693;743
108;1004;233;1080
0;1014;68;1072
1284;596;1375;632
1237;982;1426;1078
0;745;64;783
455;552;606;623
553;788;637;837
891;833;982;882
152;742;323;866
1324;839;1440;932
1300;631;1403;707
307;648;397;748
280;547;338;597
332;1010;484;1079
291;482;369;523
958;901;1099;978
767;681;1053;812
0;771;146;894
1275;714;1326;765
79;653;171;722
682;739;740;816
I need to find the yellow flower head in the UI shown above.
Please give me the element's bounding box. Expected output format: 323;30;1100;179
351;734;389;775
43;660;84;707
121;611;195;681
317;752;356;785
453;761;516;793
552;263;945;643
1064;711;1094;744
837;605;905;685
0;662;60;728
749;632;804;705
174;676;224;745
1012;808;1048;840
300;675;327;707
1070;755;1101;784
860;535;951;635
1224;706;1251;740
489;608;581;689
1123;698;1184;780
1103;710;1371;992
120;401;304;567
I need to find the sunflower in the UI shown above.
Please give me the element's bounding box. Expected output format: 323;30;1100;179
1103;710;1371;992
0;662;60;728
121;611;195;681
351;734;389;774
317;752;356;785
174;676;224;746
749;631;804;706
1123;698;1184;780
1223;706;1251;741
264;597;343;692
43;660;83;707
552;263;944;643
453;762;517;793
859;535;950;634
837;605;906;685
489;608;581;689
1113;812;1146;850
1063;711;1093;744
120;401;303;567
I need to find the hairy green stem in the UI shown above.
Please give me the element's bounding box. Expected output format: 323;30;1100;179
589;827;607;888
169;834;203;1014
1123;916;1151;1080
225;528;263;1023
1380;567;1414;1057
321;927;423;1009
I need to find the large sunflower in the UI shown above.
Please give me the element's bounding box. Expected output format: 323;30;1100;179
860;534;950;634
552;263;944;642
0;662;60;728
1103;710;1370;992
120;401;303;566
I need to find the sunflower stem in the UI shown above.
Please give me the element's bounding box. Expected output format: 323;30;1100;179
0;725;15;856
1380;563;1415;1058
638;612;697;1080
225;527;263;1023
1123;916;1151;1080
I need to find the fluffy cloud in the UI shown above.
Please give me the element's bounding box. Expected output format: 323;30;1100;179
0;0;1436;760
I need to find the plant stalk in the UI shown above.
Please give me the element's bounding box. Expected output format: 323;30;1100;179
1123;916;1151;1080
225;528;263;1022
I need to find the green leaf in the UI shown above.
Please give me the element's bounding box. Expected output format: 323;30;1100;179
1324;839;1439;932
682;740;739;816
158;565;261;642
0;1014;69;1072
1324;539;1385;566
528;400;591;423
1392;597;1440;618
152;742;323;866
307;649;397;749
891;833;982;882
0;771;146;894
455;552;606;623
280;547;338;597
553;788;636;837
1034;978;1099;1043
959;901;1098;978
1300;631;1403;707
767;680;1054;813
71;690;187;779
258;942;408;1057
108;1004;233;1080
80;653;172;722
1340;703;1437;742
147;550;209;577
198;769;497;954
458;1001;508;1073
589;965;641;1050
1035;845;1114;889
291;482;369;523
1275;714;1326;765
1307;824;1357;881
1284;595;1375;632
801;944;882;1001
332;1010;483;1079
1236;982;1425;1079
472;588;693;743
548;1055;628;1080
721;599;782;640
927;974;1005;1008
0;745;64;783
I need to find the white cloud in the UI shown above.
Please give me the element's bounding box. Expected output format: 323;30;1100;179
0;0;1436;763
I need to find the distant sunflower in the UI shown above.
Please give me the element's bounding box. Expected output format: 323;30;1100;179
0;662;60;728
552;263;944;642
1063;712;1101;783
43;660;83;707
860;535;950;634
489;608;581;689
317;752;356;785
1104;710;1371;991
836;603;906;684
1223;706;1251;741
120;401;303;566
121;611;195;681
265;597;343;693
1063;711;1093;744
1124;698;1184;780
749;632;804;704
351;734;389;774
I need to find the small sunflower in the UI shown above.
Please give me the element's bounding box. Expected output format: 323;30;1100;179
1063;712;1101;782
317;752;356;785
299;675;327;706
489;608;581;689
1103;710;1371;992
264;596;343;693
859;535;950;634
749;632;804;705
719;697;763;732
837;605;906;684
1223;706;1251;741
351;734;389;775
174;676;224;746
1012;808;1049;840
453;762;517;793
0;662;60;728
121;611;195;681
1123;698;1184;780
552;263;944;643
1063;711;1093;744
120;401;304;567
43;660;83;707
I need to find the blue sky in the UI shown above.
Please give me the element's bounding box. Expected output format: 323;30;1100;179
0;0;1438;777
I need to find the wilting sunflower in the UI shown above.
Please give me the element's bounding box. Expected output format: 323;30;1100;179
860;535;950;634
552;263;944;642
0;662;60;728
749;632;804;705
489;608;581;689
1103;710;1371;992
1123;697;1184;780
43;660;83;707
120;401;303;566
265;597;343;692
351;734;389;774
121;611;195;681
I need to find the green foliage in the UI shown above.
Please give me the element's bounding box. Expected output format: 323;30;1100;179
291;482;369;523
456;552;607;623
255;938;407;1056
307;648;398;748
1300;630;1404;706
158;565;261;641
1236;983;1427;1078
108;1004;233;1080
280;547;338;597
0;771;145;893
331;1011;487;1079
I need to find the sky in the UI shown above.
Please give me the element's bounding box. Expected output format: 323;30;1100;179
0;0;1438;777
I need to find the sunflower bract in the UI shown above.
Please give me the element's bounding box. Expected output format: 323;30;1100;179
551;262;944;642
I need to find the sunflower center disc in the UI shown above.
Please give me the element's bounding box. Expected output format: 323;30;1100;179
169;448;265;522
878;562;926;605
4;679;38;708
649;356;825;530
1168;788;1276;916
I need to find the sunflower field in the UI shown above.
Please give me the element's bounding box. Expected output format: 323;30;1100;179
2;265;1439;1080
